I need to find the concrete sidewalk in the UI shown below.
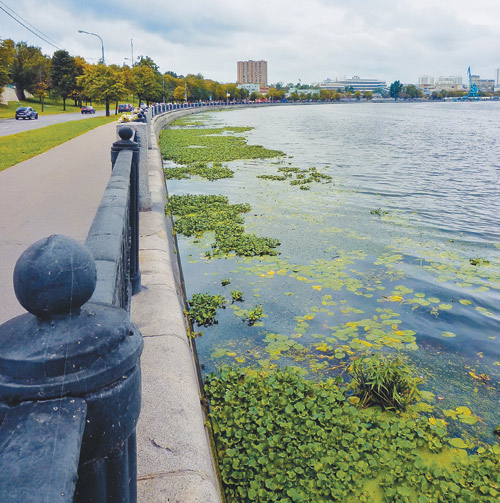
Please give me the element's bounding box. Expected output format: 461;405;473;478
0;121;115;323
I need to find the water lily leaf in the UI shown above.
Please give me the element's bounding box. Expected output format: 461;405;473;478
438;304;452;310
448;438;468;449
441;331;456;338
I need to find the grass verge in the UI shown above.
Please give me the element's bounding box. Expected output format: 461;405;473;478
0;115;116;172
0;97;106;118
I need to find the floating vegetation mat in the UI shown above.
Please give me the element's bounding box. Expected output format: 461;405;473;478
206;366;500;503
163;109;500;500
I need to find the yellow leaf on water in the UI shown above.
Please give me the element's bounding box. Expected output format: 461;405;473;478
235;356;245;363
312;285;322;291
456;406;471;417
387;295;403;302
296;276;308;281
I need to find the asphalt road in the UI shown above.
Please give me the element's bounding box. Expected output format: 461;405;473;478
0;109;107;137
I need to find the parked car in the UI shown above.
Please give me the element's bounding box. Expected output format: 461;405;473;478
117;104;133;113
15;107;38;120
81;106;96;114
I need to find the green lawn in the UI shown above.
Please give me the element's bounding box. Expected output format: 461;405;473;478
0;115;117;172
0;97;106;119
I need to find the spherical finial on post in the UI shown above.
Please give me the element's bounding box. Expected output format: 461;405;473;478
117;126;134;141
13;235;96;318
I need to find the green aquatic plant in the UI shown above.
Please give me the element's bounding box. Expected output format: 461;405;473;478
160;125;284;165
469;257;490;266
164;162;234;181
246;305;264;325
206;366;500;503
257;166;332;188
370;208;389;216
348;354;422;410
187;293;226;327
231;290;244;302
221;278;231;286
167;194;280;257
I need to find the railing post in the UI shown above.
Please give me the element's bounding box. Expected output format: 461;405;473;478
111;126;141;295
0;235;143;503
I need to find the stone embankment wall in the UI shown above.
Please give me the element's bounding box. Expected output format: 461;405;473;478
131;108;224;502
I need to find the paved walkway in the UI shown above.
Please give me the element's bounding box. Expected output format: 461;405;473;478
0;121;115;323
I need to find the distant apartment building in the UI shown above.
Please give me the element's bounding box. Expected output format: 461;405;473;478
237;83;270;96
418;75;434;86
495;68;500;92
320;76;386;92
470;75;495;92
237;60;268;86
417;75;463;92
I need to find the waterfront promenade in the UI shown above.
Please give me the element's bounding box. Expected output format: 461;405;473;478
0;121;114;323
0;112;221;502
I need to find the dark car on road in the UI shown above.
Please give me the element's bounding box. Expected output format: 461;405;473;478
81;106;96;114
117;104;133;113
15;107;38;120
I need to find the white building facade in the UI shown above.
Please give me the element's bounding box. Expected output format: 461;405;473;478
320;76;386;92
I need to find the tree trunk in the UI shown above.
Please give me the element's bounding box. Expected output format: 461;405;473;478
63;97;66;111
15;87;26;101
105;98;110;117
115;100;118;115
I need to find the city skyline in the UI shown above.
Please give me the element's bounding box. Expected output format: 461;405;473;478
1;0;500;85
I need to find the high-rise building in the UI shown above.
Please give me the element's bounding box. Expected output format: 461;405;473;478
495;68;500;92
237;60;268;86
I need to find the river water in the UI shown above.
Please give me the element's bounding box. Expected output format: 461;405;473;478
167;102;500;441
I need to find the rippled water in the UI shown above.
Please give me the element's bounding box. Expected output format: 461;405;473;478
167;102;500;440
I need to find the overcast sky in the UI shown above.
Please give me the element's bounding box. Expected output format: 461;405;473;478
1;0;500;85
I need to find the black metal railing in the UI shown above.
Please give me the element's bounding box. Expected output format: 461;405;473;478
0;126;143;503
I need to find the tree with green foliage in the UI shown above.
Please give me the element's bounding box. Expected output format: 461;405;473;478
132;64;162;105
50;50;76;110
389;80;404;99
11;42;49;100
404;84;422;99
78;64;127;116
364;91;373;100
0;39;15;96
173;84;187;102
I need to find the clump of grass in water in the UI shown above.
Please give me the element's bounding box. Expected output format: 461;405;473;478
348;354;422;410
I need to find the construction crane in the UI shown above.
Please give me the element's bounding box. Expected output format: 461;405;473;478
464;66;479;99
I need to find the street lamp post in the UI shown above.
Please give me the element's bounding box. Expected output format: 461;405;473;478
78;30;105;65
